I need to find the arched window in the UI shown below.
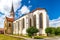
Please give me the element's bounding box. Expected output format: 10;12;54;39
22;18;25;29
33;15;36;27
39;13;43;28
18;21;20;30
8;22;11;27
18;21;19;34
30;18;32;27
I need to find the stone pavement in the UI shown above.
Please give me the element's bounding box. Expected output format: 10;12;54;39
5;34;60;40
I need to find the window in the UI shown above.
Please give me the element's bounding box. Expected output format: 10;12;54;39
33;15;36;27
22;18;25;29
39;13;43;28
9;23;11;27
18;21;20;34
30;18;32;27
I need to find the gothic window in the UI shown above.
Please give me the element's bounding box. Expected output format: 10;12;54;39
33;15;36;27
22;18;25;29
30;18;32;27
18;21;20;31
18;21;19;34
39;13;43;28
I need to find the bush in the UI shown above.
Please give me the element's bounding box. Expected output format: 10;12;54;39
26;26;39;37
45;27;60;36
55;27;60;35
45;27;56;36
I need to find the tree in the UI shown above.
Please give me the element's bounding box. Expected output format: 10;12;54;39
55;27;60;35
26;26;39;37
45;27;56;36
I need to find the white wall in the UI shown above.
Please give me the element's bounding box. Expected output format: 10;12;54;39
13;9;49;35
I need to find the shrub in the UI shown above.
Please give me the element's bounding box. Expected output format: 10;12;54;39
45;27;56;36
26;26;39;37
55;27;60;35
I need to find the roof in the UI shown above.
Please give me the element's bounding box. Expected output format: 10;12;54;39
0;28;4;31
10;3;14;17
10;3;14;13
6;17;14;22
30;8;44;13
14;8;45;21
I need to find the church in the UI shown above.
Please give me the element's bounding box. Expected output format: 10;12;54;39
4;4;14;34
4;4;49;36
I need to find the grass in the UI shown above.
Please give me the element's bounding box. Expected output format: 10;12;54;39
21;35;31;38
13;34;48;39
34;36;48;39
13;34;30;38
0;34;24;40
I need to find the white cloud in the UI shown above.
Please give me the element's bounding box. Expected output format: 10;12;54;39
49;17;60;27
0;0;22;15
13;0;22;12
0;0;12;13
28;0;31;3
0;15;5;28
0;0;22;28
20;5;30;14
28;5;32;8
15;5;30;19
0;0;31;28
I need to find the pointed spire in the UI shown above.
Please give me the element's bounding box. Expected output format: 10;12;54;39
10;2;14;17
10;3;14;12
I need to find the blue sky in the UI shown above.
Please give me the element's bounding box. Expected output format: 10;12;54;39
0;0;60;28
20;0;60;20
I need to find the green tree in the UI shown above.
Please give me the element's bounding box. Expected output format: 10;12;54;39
26;26;39;37
45;27;56;36
55;27;60;35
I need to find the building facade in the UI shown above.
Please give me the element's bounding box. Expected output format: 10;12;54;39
4;4;14;34
13;8;49;36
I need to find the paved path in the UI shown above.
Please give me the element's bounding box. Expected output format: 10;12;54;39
25;38;60;40
5;34;60;40
5;34;31;40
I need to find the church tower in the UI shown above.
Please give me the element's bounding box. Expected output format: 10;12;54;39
10;3;14;18
4;3;14;34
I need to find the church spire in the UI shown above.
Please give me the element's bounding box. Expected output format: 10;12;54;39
10;3;14;17
10;3;14;12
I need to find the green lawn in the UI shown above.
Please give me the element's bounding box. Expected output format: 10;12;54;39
0;34;24;40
